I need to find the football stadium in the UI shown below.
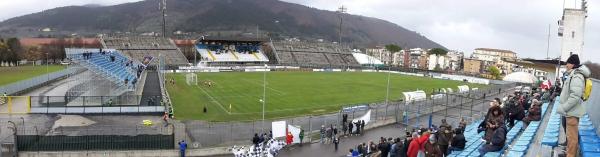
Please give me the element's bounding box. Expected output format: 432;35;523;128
0;0;598;157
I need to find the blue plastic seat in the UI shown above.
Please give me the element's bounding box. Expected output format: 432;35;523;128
581;136;600;143
506;151;524;157
582;144;600;153
583;152;600;157
511;145;528;152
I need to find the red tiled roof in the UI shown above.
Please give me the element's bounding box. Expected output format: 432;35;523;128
19;38;101;47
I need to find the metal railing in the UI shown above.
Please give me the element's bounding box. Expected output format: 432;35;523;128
0;67;81;95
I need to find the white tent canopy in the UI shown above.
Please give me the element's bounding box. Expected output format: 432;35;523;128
403;90;427;102
503;72;538;84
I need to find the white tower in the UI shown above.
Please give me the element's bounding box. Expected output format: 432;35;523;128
558;0;588;61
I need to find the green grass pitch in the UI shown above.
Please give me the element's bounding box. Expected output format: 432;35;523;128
166;71;485;121
0;65;66;87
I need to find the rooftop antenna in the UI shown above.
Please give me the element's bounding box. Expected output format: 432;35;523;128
337;5;347;45
159;0;167;37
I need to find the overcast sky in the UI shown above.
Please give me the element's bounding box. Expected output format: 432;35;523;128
0;0;598;63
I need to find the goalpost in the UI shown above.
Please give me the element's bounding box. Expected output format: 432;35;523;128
186;73;198;86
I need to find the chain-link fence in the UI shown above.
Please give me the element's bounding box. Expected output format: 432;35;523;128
180;83;515;148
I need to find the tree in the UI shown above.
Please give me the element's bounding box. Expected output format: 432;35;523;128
433;64;443;72
584;61;600;79
0;39;7;63
385;44;402;53
6;38;22;65
429;48;448;56
488;66;501;80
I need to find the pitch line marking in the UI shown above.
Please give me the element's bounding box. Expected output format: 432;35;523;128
195;84;231;114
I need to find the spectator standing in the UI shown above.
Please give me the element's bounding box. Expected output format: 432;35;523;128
299;129;305;145
437;119;452;156
378;138;390;157
333;137;339;151
320;125;326;143
400;135;411;157
408;131;430;157
252;133;260;146
348;122;354;136
424;135;442;157
326;126;333;144
333;125;338;137
354;121;361;135
178;140;187;157
343;122;348;136
360;120;366;134
557;54;590;157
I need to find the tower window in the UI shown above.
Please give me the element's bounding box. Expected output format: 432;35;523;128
572;31;575;38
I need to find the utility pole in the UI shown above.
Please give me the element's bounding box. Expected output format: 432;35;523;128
337;5;347;44
160;0;167;38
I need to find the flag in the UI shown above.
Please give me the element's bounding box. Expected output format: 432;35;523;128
287;125;301;144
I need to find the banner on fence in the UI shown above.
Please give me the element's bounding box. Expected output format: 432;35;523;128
351;110;371;133
272;121;287;138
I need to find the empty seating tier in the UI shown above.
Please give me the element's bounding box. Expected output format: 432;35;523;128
102;37;189;66
271;41;361;67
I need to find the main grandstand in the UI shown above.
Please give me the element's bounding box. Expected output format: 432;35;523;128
195;37;270;65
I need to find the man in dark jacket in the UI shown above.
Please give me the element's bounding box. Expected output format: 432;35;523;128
378;138;390;157
507;96;525;128
348;122;354;136
252;133;260;146
448;128;466;154
437;119;452;156
400;135;411;157
478;125;507;156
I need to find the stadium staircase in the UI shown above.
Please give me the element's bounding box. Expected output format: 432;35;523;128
230;51;240;60
67;49;142;92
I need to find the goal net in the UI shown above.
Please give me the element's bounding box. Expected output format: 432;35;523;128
186;73;198;86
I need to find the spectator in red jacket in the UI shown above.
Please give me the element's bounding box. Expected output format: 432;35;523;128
407;130;431;157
